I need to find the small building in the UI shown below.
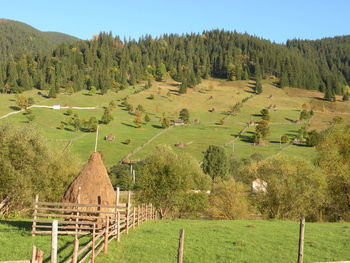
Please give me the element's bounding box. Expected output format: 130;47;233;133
52;105;61;110
194;119;201;124
209;108;216;112
252;178;267;193
104;134;115;141
173;120;184;126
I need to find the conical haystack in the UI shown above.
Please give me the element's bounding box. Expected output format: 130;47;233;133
63;152;115;212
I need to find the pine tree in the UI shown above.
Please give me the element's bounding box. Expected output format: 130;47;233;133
255;78;263;94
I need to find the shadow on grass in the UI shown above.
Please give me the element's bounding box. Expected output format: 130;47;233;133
0;220;32;232
151;124;163;129
9;105;21;111
122;122;137;128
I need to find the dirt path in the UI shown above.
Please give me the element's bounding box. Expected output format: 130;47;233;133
0;105;99;120
123;125;174;161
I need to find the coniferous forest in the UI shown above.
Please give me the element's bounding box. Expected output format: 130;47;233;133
0;23;349;100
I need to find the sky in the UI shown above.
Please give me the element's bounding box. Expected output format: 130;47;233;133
1;0;349;43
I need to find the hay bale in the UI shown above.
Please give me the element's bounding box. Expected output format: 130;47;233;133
63;152;116;212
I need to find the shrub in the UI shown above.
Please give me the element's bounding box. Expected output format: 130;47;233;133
209;179;251;220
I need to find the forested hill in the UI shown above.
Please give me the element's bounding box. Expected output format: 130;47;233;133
0;19;79;60
0;28;349;99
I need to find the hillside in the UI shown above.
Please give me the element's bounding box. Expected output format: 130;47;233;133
0;19;79;60
0;27;349;96
1;78;349;166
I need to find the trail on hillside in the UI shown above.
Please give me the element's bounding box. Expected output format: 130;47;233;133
0;105;99;120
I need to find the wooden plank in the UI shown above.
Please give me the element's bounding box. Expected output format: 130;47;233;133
31;245;36;263
37;201;127;208
104;216;109;253
34;219;107;225
51;220;58;263
72;238;79;263
36;207;126;214
33;213;107;220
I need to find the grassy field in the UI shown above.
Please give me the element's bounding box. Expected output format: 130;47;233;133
1;219;349;263
0;79;349;166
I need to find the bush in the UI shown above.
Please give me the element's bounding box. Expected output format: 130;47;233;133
135;145;211;218
0;124;80;215
250;156;326;221
209;179;251;219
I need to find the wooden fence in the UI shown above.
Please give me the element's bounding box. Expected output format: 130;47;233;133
30;190;156;263
32;190;154;236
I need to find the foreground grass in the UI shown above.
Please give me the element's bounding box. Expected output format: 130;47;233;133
1;219;349;263
97;220;349;263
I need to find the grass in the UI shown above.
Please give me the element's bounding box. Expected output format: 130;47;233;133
1;219;349;263
1;79;349;166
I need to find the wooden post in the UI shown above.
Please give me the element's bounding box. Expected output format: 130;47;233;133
117;211;121;242
32;194;39;236
51;220;58;263
297;217;305;263
137;206;140;227
150;204;153;220
104;216;109;253
114;187;120;238
31;245;37;263
75;187;81;236
177;229;185;263
72;237;79;263
36;249;44;263
91;224;96;263
126;191;131;234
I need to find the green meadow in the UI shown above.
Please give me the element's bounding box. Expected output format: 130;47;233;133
1;79;348;166
1;219;349;263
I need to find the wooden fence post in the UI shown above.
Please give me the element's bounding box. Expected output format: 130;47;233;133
72;237;79;263
104;216;109;253
32;194;39;236
297;217;305;263
126;191;131;234
51;220;58;263
117;211;120;242
75;187;81;236
150;204;153;220
31;245;37;263
91;224;96;263
36;249;44;263
137;206;140;227
177;229;185;263
133;207;136;229
115;187;120;237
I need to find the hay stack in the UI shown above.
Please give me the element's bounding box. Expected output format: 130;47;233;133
63;152;115;211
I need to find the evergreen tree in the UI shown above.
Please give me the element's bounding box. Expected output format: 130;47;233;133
202;145;228;181
255;78;263;94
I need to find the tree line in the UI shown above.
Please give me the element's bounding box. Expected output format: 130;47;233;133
0;30;349;99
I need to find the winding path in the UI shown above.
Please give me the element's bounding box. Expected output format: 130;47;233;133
0;105;99;120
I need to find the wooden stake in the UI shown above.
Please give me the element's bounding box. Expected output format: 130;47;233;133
137;206;140;227
115;187;120;238
117;211;120;242
133;207;136;229
51;220;58;263
32;194;39;236
31;245;37;263
126;191;131;234
94;125;99;152
75;187;81;236
91;224;96;263
104;216;109;253
177;229;185;263
36;249;44;263
72;237;79;263
297;217;305;263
